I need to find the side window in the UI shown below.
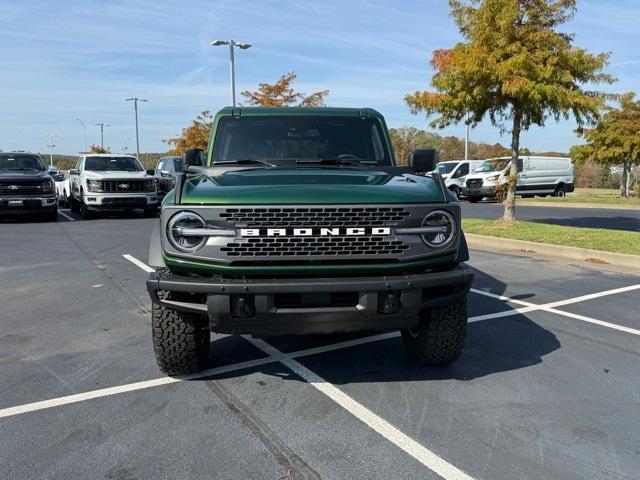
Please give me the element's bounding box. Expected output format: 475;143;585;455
77;158;84;172
168;159;176;172
516;158;524;173
156;159;165;172
458;163;469;176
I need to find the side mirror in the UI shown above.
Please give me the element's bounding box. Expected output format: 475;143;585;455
70;169;79;175
160;170;171;177
182;148;205;170
410;149;437;174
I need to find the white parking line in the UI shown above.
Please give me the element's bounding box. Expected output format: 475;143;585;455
0;357;276;419
4;255;636;427
247;337;476;480
123;254;155;273
471;287;640;336
58;210;75;222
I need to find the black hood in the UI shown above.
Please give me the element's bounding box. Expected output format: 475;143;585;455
0;170;51;182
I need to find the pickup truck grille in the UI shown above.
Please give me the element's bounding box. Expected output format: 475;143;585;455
100;180;147;193
0;181;44;195
221;236;409;257
220;207;410;227
466;179;483;188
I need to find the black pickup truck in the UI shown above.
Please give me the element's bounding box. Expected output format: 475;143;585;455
0;152;57;220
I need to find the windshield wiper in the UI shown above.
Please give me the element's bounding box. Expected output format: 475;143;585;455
214;159;278;168
296;158;366;168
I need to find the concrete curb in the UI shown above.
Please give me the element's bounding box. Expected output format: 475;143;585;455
516;201;639;211
466;233;640;271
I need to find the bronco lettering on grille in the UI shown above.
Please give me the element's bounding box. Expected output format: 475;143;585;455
240;227;392;237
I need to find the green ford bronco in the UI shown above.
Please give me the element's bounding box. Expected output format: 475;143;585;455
146;107;473;375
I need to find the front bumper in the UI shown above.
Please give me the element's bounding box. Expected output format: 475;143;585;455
147;266;474;336
463;185;495;197
83;193;157;211
0;196;57;214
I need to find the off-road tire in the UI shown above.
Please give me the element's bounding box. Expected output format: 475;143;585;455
152;289;210;375
401;299;467;366
449;186;461;199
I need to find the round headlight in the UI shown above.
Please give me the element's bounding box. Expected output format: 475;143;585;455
167;211;207;252
421;210;456;248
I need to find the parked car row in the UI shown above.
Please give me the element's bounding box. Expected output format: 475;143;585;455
0;152;182;221
431;156;575;201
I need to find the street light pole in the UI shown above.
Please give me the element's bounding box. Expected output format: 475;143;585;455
45;134;56;168
464;112;470;161
122;136;129;153
211;40;251;108
76;118;87;152
124;97;147;159
95;123;111;149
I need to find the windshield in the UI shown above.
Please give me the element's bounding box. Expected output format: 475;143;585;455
475;159;509;173
212;116;392;166
0;154;46;171
84;156;143;172
435;162;458;175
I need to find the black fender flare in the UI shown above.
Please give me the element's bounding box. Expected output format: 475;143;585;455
148;221;167;269
456;231;470;263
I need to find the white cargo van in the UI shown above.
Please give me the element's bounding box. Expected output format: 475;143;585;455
462;156;574;202
434;160;484;198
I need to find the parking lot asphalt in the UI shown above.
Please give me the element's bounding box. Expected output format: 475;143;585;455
461;201;640;232
1;210;639;479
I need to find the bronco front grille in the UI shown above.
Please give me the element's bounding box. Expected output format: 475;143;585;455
220;235;409;257
219;207;410;227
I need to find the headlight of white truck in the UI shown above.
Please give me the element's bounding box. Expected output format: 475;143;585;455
86;179;102;192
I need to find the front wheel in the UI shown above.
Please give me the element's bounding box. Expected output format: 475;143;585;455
152;290;210;375
401;299;467;366
80;201;94;219
449;186;461;199
554;185;566;197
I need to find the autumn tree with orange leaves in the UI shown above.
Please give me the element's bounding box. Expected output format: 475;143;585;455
241;71;329;107
164;110;214;155
406;0;613;221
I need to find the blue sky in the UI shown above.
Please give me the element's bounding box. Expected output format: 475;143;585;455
1;0;639;155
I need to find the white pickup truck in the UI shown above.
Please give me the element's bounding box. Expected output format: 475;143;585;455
69;154;158;218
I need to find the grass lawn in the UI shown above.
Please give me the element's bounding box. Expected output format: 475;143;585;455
522;188;639;206
462;219;640;256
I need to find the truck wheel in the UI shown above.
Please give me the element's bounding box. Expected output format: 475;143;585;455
554;185;566;197
80;201;94;219
467;196;482;203
401;299;467;366
144;208;157;217
70;196;80;213
449;186;461;199
152;290;210;375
